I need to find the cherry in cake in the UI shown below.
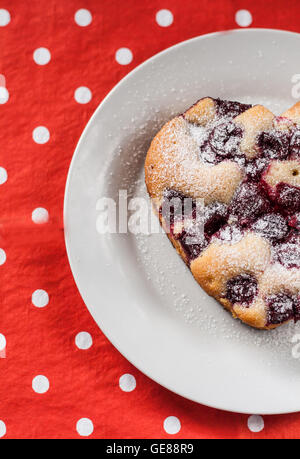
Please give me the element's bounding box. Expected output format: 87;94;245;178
145;97;300;329
266;293;299;325
225;274;258;306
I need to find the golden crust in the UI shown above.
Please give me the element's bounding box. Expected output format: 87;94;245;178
235;105;274;159
281;101;300;124
190;233;270;297
233;298;267;329
184;97;216;125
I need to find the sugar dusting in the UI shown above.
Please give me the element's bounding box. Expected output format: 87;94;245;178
145;97;300;329
133;178;299;352
100;90;300;371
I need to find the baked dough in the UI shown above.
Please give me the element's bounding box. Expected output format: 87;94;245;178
145;97;300;329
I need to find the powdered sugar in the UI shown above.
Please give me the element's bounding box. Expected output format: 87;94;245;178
214;223;243;244
145;96;300;328
188;123;207;147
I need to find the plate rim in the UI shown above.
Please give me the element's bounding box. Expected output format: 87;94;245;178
64;28;300;415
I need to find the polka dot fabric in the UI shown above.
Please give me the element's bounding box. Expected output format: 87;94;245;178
0;0;300;440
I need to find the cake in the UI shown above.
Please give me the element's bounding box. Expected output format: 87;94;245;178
144;97;300;329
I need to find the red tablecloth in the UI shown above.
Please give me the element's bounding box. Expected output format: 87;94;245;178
1;0;300;439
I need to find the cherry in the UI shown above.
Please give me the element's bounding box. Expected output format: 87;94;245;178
266;293;298;325
275;240;300;269
179;230;208;261
203;202;228;236
229;182;271;226
288;213;300;230
208;122;242;158
257;130;290;160
226;274;258;306
276;183;300;213
251;214;289;243
214;99;252;118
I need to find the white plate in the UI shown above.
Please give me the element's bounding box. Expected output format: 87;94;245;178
64;29;300;414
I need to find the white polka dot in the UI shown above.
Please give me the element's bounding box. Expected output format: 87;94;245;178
0;87;9;104
163;416;181;435
75;332;93;350
247;415;264;432
74;86;92;104
76;418;94;437
0;334;6;352
33;47;51;66
0;167;7;184
156;9;173;27
235;10;252;28
32;375;50;394
0;9;10;27
75;9;92;27
115;48;133;66
32;126;50;144
32;207;49;224
0;249;6;266
32;289;49;308
0;421;6;438
119;374;136;392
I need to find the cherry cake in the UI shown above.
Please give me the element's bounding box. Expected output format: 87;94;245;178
144;97;300;329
